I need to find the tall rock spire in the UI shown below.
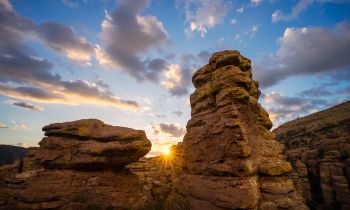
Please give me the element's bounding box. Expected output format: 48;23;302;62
174;50;308;210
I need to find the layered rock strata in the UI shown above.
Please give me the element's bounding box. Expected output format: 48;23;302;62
173;50;308;210
36;119;151;169
274;101;350;210
0;119;152;210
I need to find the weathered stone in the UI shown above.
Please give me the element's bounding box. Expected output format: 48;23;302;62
274;101;350;209
173;50;307;210
36;119;151;169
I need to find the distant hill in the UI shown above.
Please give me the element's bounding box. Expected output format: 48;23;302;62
273;101;350;140
0;145;27;166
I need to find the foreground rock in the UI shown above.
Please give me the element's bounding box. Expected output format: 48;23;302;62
0;119;153;210
274;101;350;210
173;50;308;210
36;119;151;169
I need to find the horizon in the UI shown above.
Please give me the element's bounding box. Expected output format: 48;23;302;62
0;0;349;156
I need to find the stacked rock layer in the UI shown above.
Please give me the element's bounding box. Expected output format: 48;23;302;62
36;119;151;169
174;50;308;210
0;119;152;210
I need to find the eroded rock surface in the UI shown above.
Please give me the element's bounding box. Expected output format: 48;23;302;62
0;120;153;210
173;50;308;210
36;119;151;169
274;101;350;210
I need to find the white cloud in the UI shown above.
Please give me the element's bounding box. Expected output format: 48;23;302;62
182;0;229;37
236;6;244;13
249;25;259;37
251;0;263;6
161;64;182;90
230;18;238;25
10;121;28;130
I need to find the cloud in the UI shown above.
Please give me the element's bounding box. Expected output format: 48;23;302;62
98;0;169;82
0;1;138;110
236;6;244;13
251;0;263;6
0;122;7;128
161;51;210;96
180;0;229;37
272;0;350;22
62;0;78;8
262;92;330;126
10;121;28;130
38;22;94;61
10;101;44;111
255;22;350;88
172;110;184;117
230;18;238;25
153;123;186;137
0;0;94;62
249;25;259;37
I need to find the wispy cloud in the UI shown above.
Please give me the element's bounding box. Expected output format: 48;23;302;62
180;0;229;37
251;0;263;6
8;100;44;111
10;121;28;130
272;0;350;22
62;0;78;9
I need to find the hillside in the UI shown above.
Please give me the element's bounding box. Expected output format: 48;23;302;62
0;145;27;166
274;101;350;142
274;101;350;210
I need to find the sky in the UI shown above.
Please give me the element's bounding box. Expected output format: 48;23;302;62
0;0;349;155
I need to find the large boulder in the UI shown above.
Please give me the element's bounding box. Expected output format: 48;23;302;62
35;119;151;169
173;50;308;210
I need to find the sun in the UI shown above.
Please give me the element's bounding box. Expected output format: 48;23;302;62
163;147;171;156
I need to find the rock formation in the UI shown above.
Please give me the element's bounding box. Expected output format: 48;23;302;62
173;50;308;210
36;119;151;169
274;101;350;210
0;50;314;210
0;119;153;210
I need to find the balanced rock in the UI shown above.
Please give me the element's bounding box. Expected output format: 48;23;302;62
36;119;151;169
173;50;307;209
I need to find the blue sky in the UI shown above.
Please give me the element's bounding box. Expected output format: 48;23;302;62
0;0;349;155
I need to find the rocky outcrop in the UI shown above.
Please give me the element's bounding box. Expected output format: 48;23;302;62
173;50;307;210
0;119;153;210
274;101;350;210
36;119;151;170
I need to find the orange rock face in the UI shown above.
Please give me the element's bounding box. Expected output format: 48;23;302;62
173;50;308;210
